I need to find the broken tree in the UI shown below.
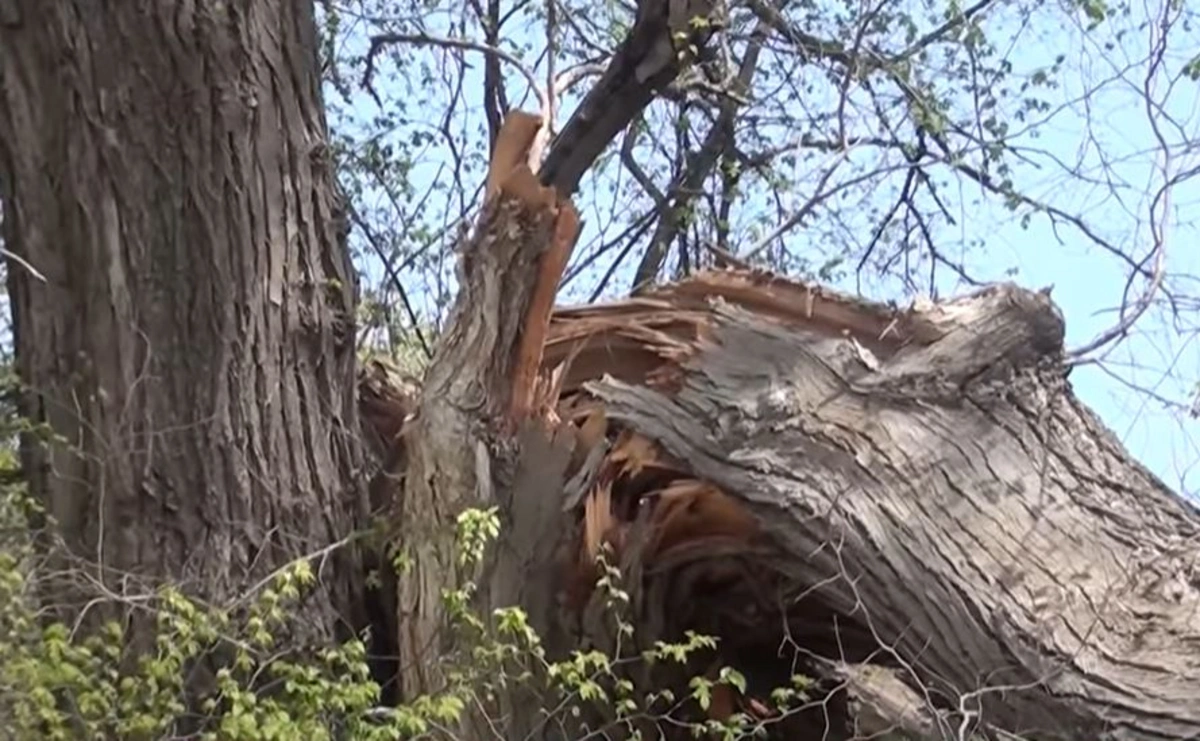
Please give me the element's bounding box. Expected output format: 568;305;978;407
366;108;1200;741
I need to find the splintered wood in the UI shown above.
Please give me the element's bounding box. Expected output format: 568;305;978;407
359;263;1053;732
362;266;1182;738
532;268;959;728
481;110;582;423
541;267;945;615
360;259;947;626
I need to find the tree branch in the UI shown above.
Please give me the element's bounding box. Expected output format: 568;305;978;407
363;31;549;117
538;0;718;194
631;20;768;292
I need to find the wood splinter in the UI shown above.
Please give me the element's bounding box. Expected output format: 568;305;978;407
483;110;583;423
484;110;553;207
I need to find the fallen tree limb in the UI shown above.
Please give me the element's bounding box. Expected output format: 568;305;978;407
546;271;1200;740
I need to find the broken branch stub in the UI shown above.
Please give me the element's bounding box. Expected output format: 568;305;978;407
386;110;581;702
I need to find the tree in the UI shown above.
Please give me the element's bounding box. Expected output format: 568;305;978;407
3;0;1200;739
0;0;370;644
345;0;1200;735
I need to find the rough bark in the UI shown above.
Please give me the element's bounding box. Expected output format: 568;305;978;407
548;272;1200;740
0;0;365;636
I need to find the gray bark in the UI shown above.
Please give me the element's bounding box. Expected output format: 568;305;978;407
561;279;1200;741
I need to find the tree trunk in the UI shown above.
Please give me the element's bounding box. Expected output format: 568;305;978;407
388;115;582;710
540;273;1200;740
0;0;365;636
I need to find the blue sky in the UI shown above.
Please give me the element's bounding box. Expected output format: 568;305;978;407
925;6;1200;499
327;0;1200;499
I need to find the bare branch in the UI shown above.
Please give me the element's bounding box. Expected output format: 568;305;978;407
1067;0;1181;360
363;31;549;117
553;62;606;96
539;0;718;194
631;21;769;291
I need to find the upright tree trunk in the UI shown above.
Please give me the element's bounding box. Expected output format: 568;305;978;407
0;0;364;635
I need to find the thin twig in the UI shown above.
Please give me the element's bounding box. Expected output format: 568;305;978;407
363;31;548;116
347;204;434;359
1;247;47;282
